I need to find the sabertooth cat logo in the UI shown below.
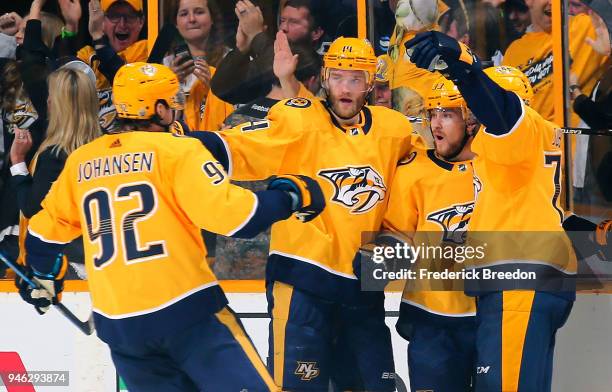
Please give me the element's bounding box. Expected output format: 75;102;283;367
318;166;386;214
427;202;474;244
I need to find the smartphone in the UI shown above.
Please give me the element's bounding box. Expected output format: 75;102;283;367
174;44;192;65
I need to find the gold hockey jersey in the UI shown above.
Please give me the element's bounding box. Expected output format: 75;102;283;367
26;132;274;343
218;98;416;302
383;148;476;325
467;101;577;297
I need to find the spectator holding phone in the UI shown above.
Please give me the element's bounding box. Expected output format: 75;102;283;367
164;0;232;130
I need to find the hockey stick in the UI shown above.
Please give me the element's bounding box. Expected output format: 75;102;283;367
407;117;612;137
0;252;95;335
554;127;612;136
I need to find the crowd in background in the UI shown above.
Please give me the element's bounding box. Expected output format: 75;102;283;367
0;0;609;279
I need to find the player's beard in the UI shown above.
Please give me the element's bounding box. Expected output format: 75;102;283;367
435;130;470;161
327;92;368;121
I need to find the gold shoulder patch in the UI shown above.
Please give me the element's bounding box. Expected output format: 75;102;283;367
284;98;312;108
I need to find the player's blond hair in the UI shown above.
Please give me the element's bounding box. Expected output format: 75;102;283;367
40;68;101;156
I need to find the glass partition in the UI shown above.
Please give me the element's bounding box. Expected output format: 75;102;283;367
0;0;608;283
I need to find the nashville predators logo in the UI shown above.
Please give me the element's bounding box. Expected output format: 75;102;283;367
427;202;474;244
295;362;320;381
98;89;118;133
7;100;37;133
318;166;386;214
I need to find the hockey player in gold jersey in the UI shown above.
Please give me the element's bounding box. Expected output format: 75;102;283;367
17;62;326;392
195;37;417;391
406;31;576;391
383;76;478;391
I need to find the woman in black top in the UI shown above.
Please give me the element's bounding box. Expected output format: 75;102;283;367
9;66;101;272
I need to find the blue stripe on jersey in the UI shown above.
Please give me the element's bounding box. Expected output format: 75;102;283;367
266;253;377;304
25;232;66;278
94;284;228;345
188;131;230;172
231;190;294;238
452;67;522;135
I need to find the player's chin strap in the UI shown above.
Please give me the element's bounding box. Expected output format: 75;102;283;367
444;129;472;161
442;118;477;161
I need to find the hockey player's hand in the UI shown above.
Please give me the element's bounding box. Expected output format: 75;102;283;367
268;175;325;222
16;265;64;315
352;245;401;291
353;232;415;288
404;31;480;77
352;243;388;291
563;215;611;262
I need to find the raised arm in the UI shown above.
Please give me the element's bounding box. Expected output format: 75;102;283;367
405;31;523;134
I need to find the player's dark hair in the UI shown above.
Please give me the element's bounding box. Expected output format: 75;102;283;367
116;100;172;132
116;117;154;131
294;44;323;82
466;114;481;136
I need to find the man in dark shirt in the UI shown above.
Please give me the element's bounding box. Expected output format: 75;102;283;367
211;0;324;105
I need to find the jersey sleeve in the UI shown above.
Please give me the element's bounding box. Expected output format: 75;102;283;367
475;102;544;166
172;139;293;237
28;160;82;244
26;159;82;275
216;100;305;181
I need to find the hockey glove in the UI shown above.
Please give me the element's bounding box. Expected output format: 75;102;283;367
353;231;416;290
563;215;612;262
268;174;326;222
16;263;64;315
404;31;481;80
